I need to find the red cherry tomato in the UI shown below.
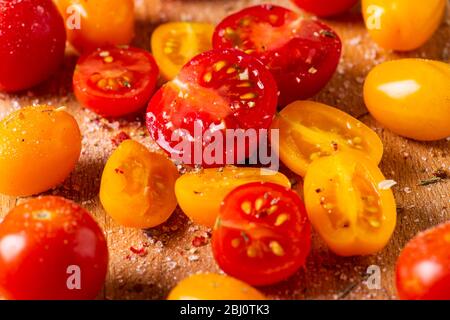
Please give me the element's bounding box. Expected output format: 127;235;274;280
0;196;108;300
146;48;278;166
291;0;359;17
0;0;66;92
73;46;159;118
396;222;450;300
213;4;341;107
212;182;311;286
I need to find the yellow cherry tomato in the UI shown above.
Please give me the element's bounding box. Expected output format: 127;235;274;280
271;101;384;177
362;0;446;51
304;151;397;256
55;0;134;53
364;59;450;141
175;166;291;228
0;106;81;196
151;22;214;80
100;140;179;229
168;273;265;300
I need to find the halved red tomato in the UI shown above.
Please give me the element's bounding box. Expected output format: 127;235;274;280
213;4;341;107
146;48;278;167
212;182;311;286
73;46;159;118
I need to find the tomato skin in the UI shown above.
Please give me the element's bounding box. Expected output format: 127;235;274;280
0;0;66;92
362;0;446;51
0;106;81;197
364;59;450;141
0;196;108;300
212;182;311;286
100;140;179;229
55;0;134;53
146;48;278;167
168;273;266;300
396;222;450;300
304;152;397;257
73;46;159;118
213;4;341;106
271;101;384;177
175;166;291;227
291;0;359;17
151;22;214;80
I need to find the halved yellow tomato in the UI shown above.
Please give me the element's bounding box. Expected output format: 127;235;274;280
151;22;214;80
175;166;291;227
271;101;384;177
304;151;397;256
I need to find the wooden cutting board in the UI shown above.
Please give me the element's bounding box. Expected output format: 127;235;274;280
0;0;449;300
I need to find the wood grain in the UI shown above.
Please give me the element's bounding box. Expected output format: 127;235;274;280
0;0;449;300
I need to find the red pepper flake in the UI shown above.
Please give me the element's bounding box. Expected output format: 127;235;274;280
111;131;131;147
192;236;208;247
114;168;124;174
130;246;148;257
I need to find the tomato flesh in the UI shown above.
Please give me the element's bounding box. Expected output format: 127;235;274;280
0;0;66;92
212;182;311;286
0;196;108;300
73;46;159;118
146;48;278;167
291;0;359;17
213;4;341;107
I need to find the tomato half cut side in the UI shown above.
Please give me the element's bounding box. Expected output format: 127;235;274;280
146;48;278;167
304;152;397;257
73;46;159;118
213;4;341;107
212;182;311;286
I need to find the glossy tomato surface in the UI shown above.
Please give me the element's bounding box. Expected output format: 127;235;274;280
292;0;359;17
213;4;341;106
146;48;278;167
0;0;66;92
168;273;266;300
304;152;397;256
74;46;159;118
0;196;108;300
212;182;311;286
396;222;450;300
55;0;134;53
364;59;450;141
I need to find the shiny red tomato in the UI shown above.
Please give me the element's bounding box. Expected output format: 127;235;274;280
146;48;278;166
0;0;66;92
0;196;108;300
212;182;311;286
73;46;159;118
396;222;450;300
213;4;341;107
291;0;359;17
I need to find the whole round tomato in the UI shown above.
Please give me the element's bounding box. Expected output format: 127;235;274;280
396;222;450;300
73;46;159;118
0;196;108;300
0;0;66;92
54;0;134;53
212;182;311;286
146;48;278;167
213;4;341;107
168;273;266;300
291;0;359;17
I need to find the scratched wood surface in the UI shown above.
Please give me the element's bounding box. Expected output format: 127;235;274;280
0;0;449;300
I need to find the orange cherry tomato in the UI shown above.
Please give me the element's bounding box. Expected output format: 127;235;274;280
151;22;214;80
55;0;134;53
362;0;446;51
0;106;81;196
100;140;179;229
271;101;384;177
167;273;266;300
175;166;291;228
304;152;397;256
364;59;450;141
